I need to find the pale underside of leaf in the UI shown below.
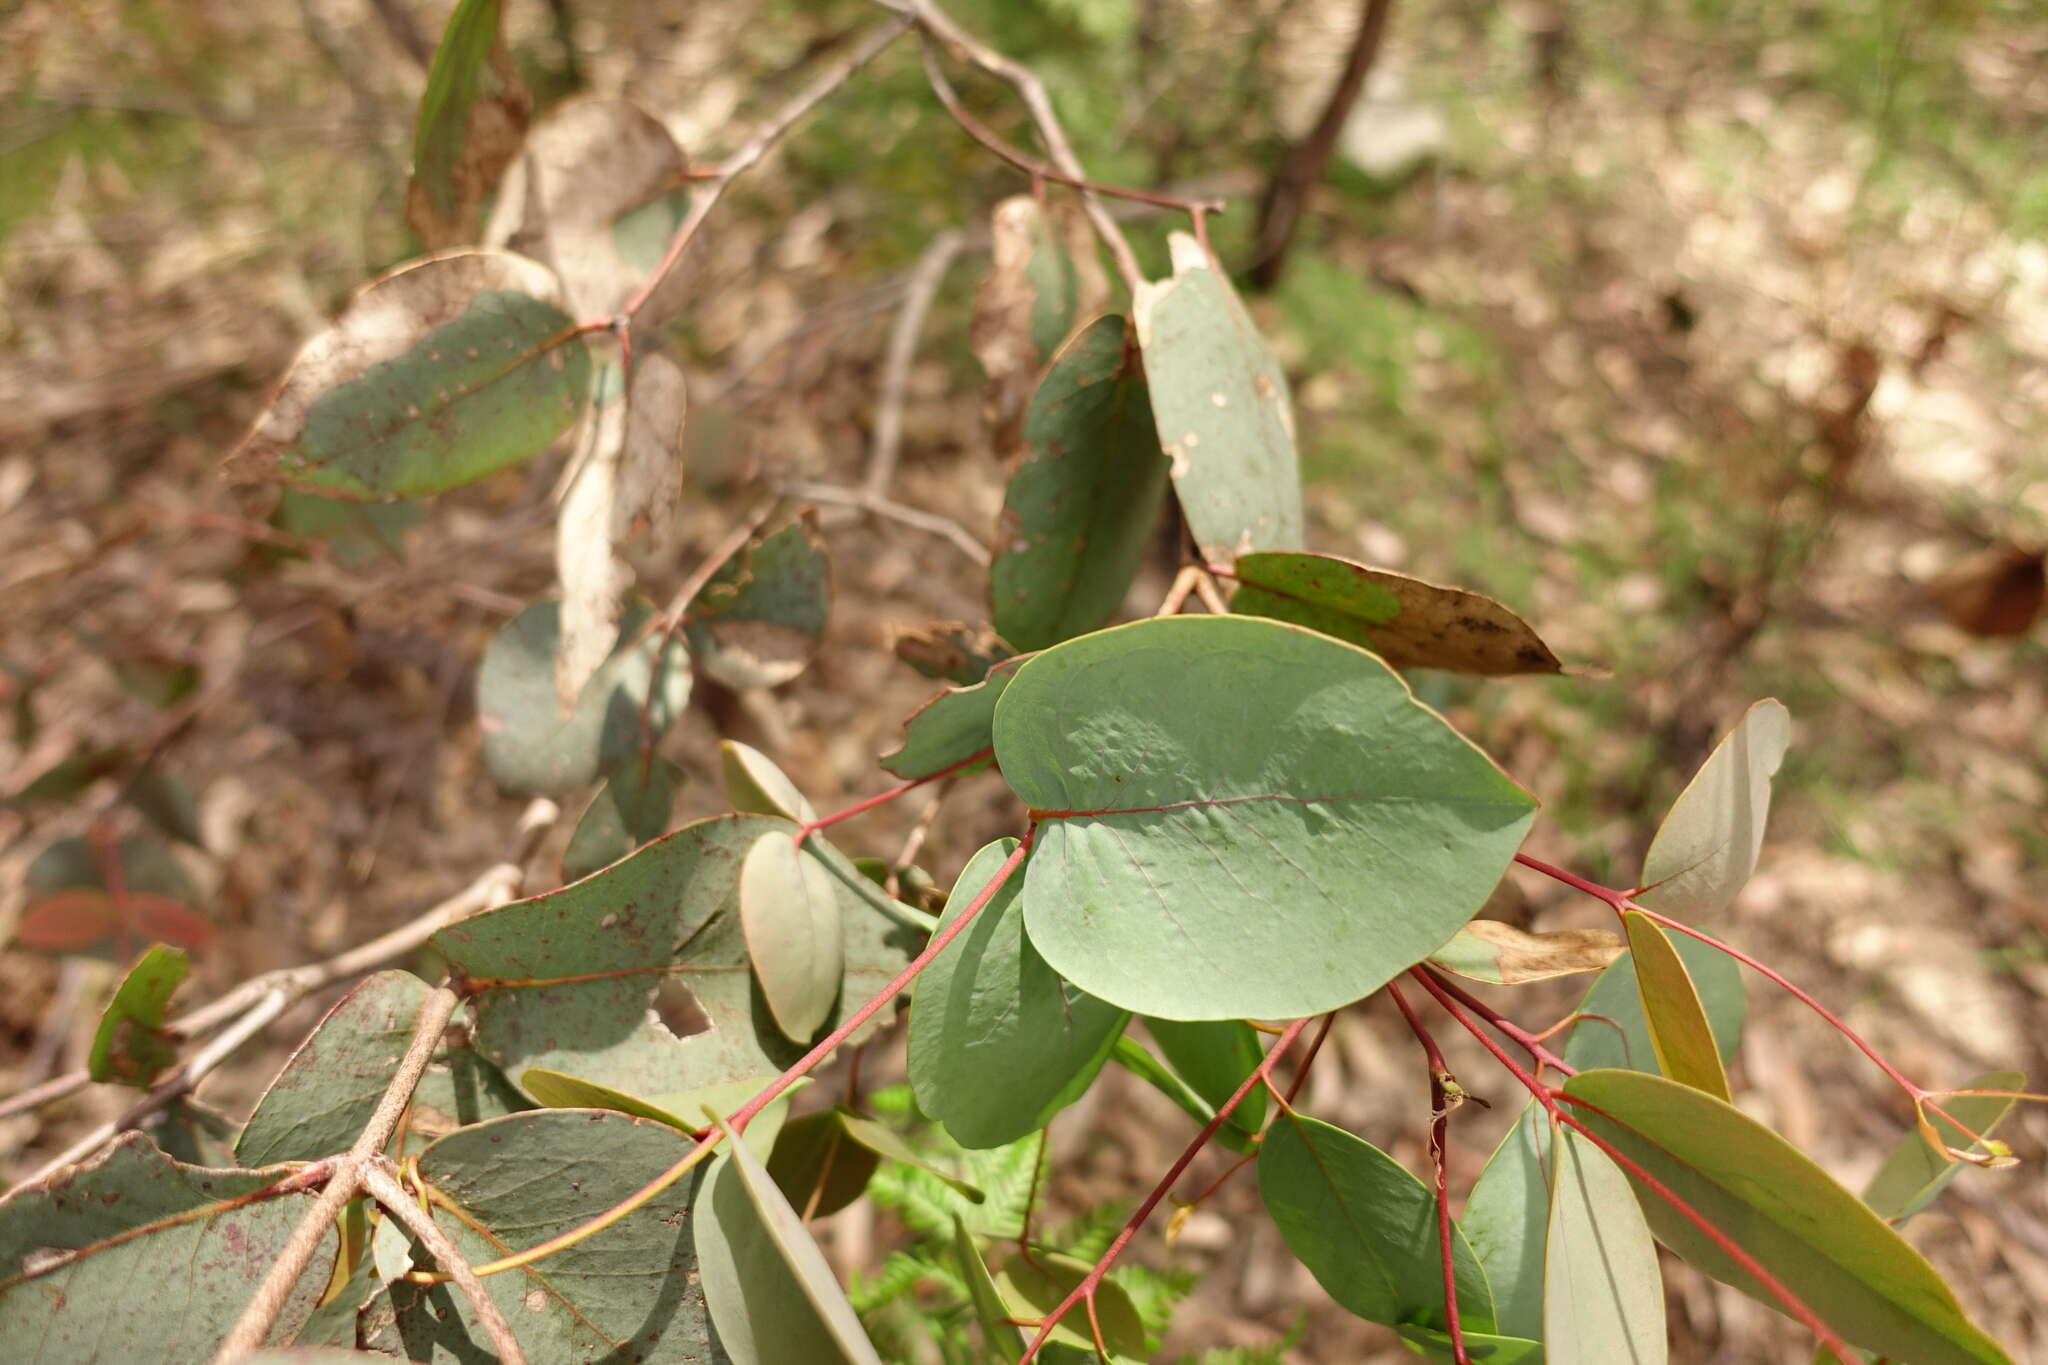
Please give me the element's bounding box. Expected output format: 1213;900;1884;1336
1638;698;1790;919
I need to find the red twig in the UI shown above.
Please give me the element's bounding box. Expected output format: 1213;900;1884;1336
1414;966;1575;1076
1388;982;1471;1365
1016;1017;1312;1362
791;747;994;852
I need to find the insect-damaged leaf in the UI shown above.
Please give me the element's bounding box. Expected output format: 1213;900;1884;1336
1638;698;1790;919
971;194;1105;453
1563;1069;2014;1365
1229;550;1565;675
223;251;589;500
434;813;920;1101
1259;1112;1496;1333
475;599;689;797
990;316;1168;652
1623;909;1731;1102
909;838;1126;1149
697;1113;886;1365
368;1110;719;1361
404;0;528;250
1545;1128;1667;1364
740;831;847;1044
892;619;1014;685
686;514;831;691
1134;232;1302;561
1428;919;1625;985
880;653;1027;780
87;943;187;1086
994;616;1536;1019
562;756;684;882
0;1135;336;1361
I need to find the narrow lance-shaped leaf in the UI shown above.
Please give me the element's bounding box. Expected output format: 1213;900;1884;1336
990;315;1169;652
87;943;188;1086
1429;919;1625;985
1565;931;1746;1076
994;615;1536;1020
1622;909;1731;1101
1563;1069;2013;1365
953;1217;1026;1363
1134;232;1303;560
1460;1105;1553;1340
1545;1127;1667;1363
1229;550;1565;675
740;830;847;1044
405;0;528;249
223;251;589;500
1638;698;1791;918
909;838;1127;1148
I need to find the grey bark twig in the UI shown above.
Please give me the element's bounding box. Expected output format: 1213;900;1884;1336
362;1159;528;1365
864;229;966;498
783;480;991;566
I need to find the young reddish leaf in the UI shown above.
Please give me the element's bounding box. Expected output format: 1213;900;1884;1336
989;315;1168;652
995;616;1536;1020
879;654;1027;780
222;251;589;500
87;943;189;1086
1428;919;1626;985
1134;232;1303;560
13;889;120;953
1544;1128;1667;1362
1622;910;1732;1101
721;740;819;823
1229;550;1565;675
685;515;831;691
405;0;528;249
126;895;217;954
909;838;1126;1148
1563;1069;2014;1365
740;831;847;1044
1928;543;2045;638
1638;698;1790;919
561;756;684;882
1863;1072;2025;1223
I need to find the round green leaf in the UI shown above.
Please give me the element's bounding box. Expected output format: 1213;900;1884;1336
1638;698;1790;918
994;615;1537;1019
993;1250;1148;1363
740;831;847;1044
1545;1128;1666;1363
909;838;1127;1148
224;251;588;500
990;315;1168;651
1563;1069;2012;1364
1258;1112;1496;1332
236;969;432;1166
721;739;818;823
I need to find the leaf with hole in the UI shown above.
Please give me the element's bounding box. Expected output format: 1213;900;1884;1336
1428;919;1625;985
405;0;527;249
1563;1069;2012;1364
990;315;1168;652
0;1134;336;1361
87;943;187;1086
1638;699;1790;919
1622;909;1731;1101
1545;1127;1666;1363
1134;232;1302;560
740;831;847;1043
686;514;831;690
880;654;1027;780
1229;550;1565;675
893;619;1014;685
909;838;1126;1148
1259;1112;1495;1332
562;756;683;882
476;599;689;796
995;615;1536;1019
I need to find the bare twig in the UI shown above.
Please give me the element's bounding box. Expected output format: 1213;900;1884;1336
362;1160;527;1364
213;982;464;1362
865;229;966;498
783;480;991;566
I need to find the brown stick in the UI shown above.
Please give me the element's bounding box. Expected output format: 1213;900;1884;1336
1247;0;1396;290
362;1160;527;1364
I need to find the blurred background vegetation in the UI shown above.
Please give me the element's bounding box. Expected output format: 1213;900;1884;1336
3;0;2045;1359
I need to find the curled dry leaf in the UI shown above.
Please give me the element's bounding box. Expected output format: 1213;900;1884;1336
1428;920;1625;985
1928;542;2044;638
971;194;1105;457
222;251;589;500
1230;550;1566;675
404;0;530;250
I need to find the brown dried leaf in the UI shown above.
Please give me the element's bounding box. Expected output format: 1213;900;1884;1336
1929;543;2045;638
404;0;531;250
1428;920;1625;985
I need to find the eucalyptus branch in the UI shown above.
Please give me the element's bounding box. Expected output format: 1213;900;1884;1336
1388;981;1473;1365
781;479;992;565
361;1159;527;1365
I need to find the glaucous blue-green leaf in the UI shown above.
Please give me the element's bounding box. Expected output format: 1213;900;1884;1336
405;0;526;249
1461;1106;1553;1340
1397;1324;1546;1362
990;315;1167;651
1144;1017;1267;1143
740;831;846;1044
371;1109;717;1361
1107;1035;1254;1153
236;970;431;1166
953;1217;1026;1362
435;813;920;1101
87;942;187;1086
0;1134;334;1361
475;600;689;796
686;515;831;691
1229;551;1564;675
697;1115;885;1365
1259;1112;1496;1332
1622;910;1730;1101
1563;1069;2012;1365
994;1250;1148;1363
909;838;1126;1148
1134;233;1302;560
562;756;683;881
1428;920;1624;985
275;489;421;567
1566;933;1745;1075
1638;699;1790;919
720;740;818;823
994;615;1536;1019
223;252;587;500
1545;1128;1665;1363
880;654;1027;780
1862;1073;2024;1223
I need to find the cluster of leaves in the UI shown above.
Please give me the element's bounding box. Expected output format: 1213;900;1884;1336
0;3;2032;1364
